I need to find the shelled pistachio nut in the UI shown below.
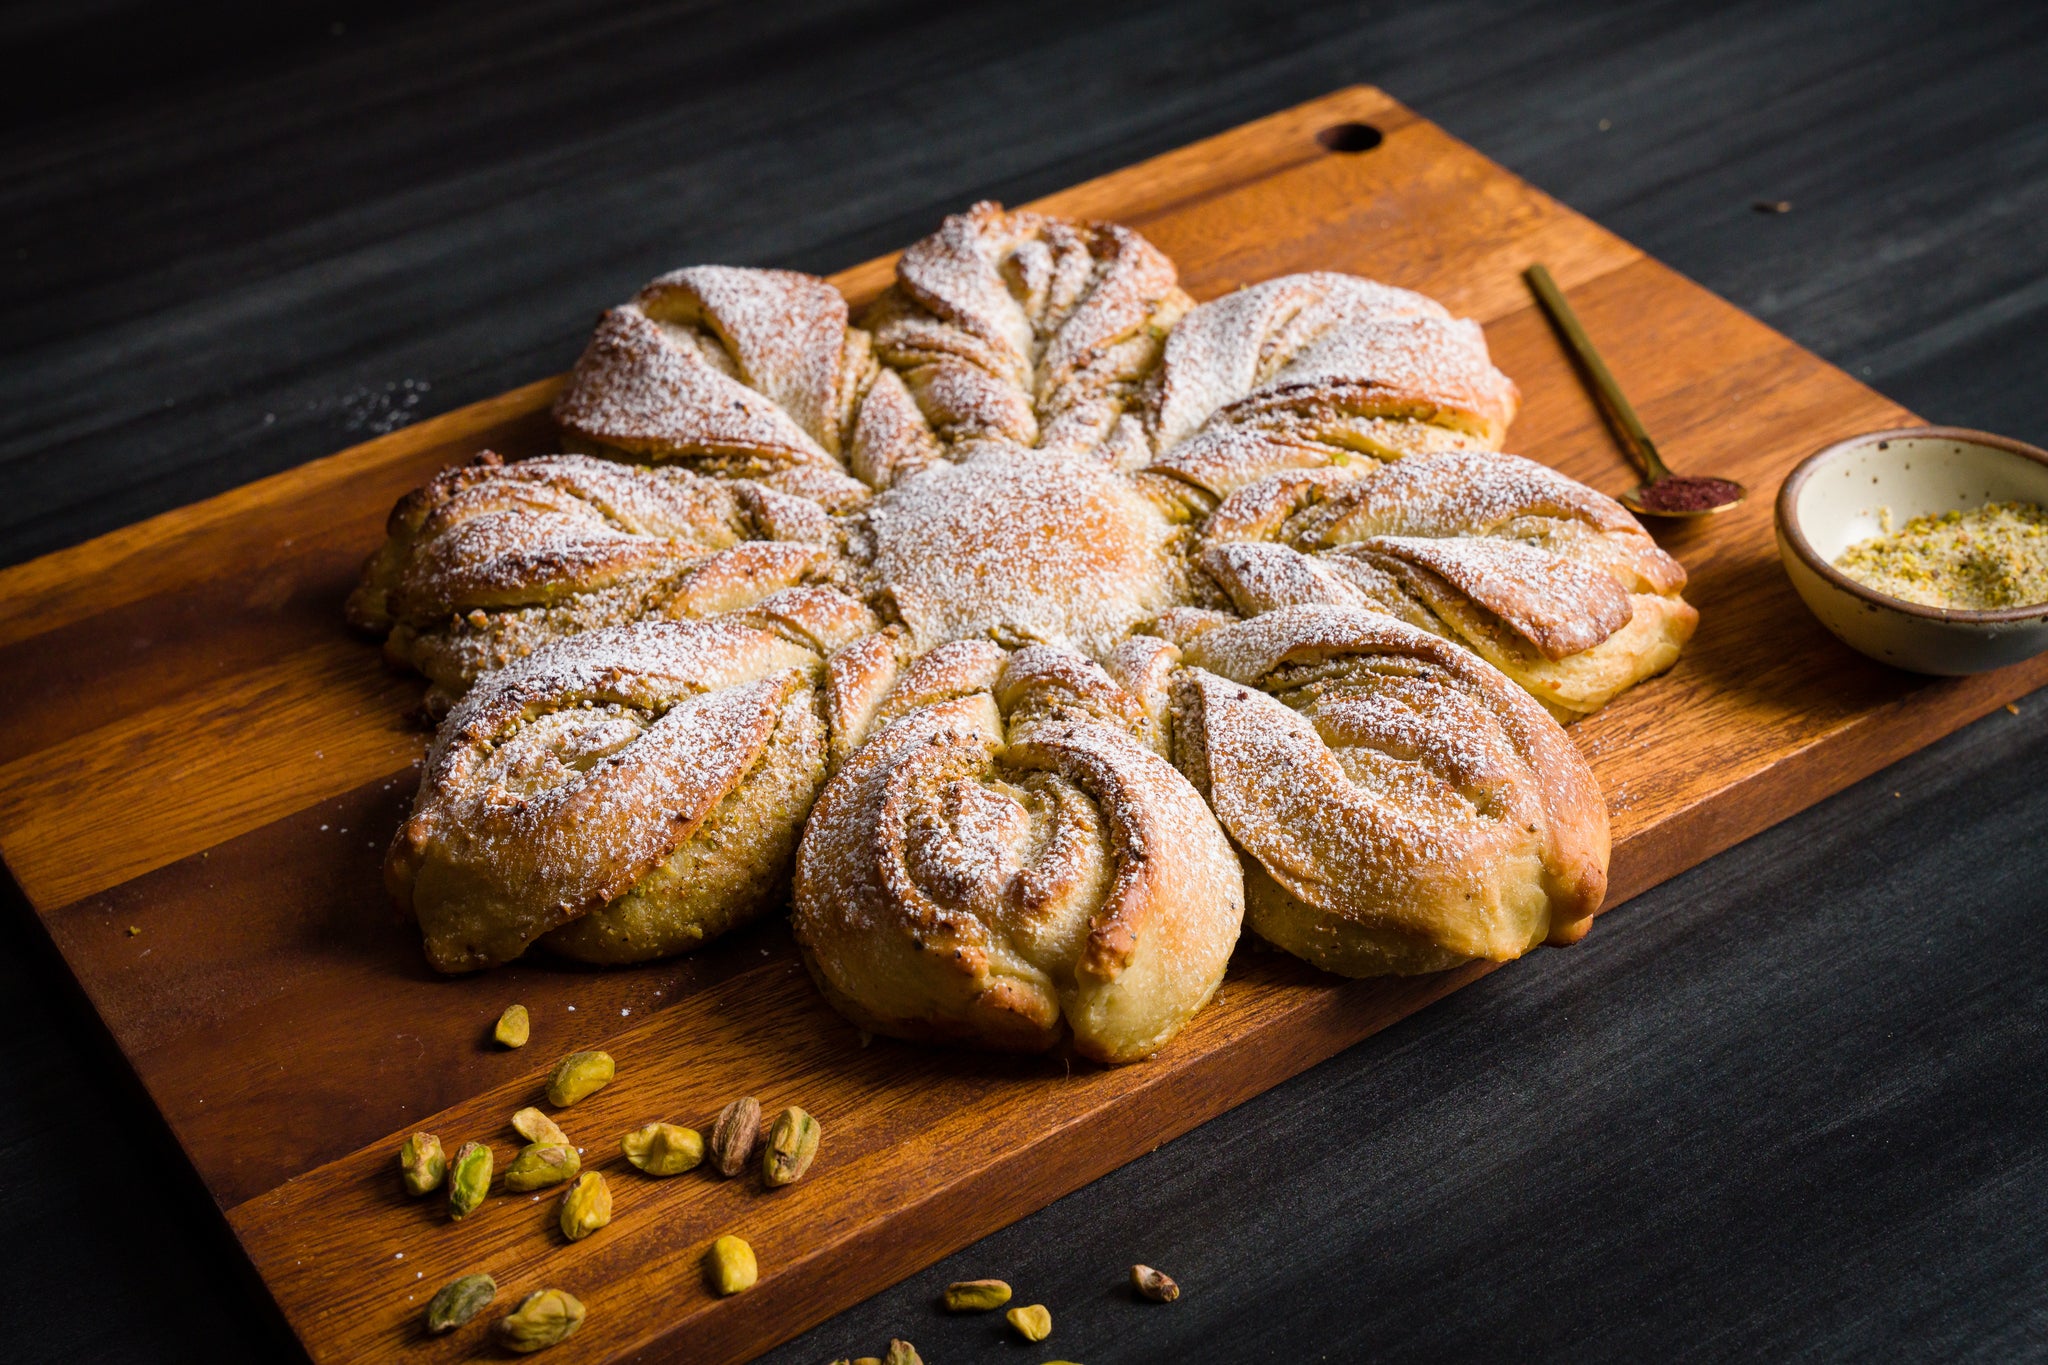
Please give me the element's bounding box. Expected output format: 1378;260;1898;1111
883;1340;923;1365
398;1131;446;1196
495;1288;584;1353
502;1142;581;1192
762;1106;820;1187
708;1097;760;1178
512;1106;569;1146
621;1122;704;1176
942;1279;1012;1312
1006;1303;1052;1342
423;1272;496;1334
558;1171;612;1241
544;1051;614;1107
705;1235;758;1296
495;1003;530;1049
448;1141;492;1220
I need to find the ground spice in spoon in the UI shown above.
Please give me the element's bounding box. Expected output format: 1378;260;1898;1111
1632;476;1744;514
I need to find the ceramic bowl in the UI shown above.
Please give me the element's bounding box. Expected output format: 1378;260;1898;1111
1775;425;2048;675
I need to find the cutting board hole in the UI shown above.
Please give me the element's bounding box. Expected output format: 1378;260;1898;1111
1316;122;1383;153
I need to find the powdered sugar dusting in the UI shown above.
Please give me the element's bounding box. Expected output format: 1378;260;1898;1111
865;444;1180;659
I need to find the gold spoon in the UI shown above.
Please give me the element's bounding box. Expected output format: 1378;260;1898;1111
1524;263;1746;517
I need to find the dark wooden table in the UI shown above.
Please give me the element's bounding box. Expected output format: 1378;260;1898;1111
6;2;2045;1360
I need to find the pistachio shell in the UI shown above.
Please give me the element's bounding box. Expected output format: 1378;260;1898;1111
708;1097;760;1178
1131;1263;1180;1302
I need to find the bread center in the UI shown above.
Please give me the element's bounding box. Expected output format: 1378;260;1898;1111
865;445;1180;658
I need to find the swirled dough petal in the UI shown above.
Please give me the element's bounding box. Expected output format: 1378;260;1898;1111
1143;273;1519;497
388;613;853;971
865;200;1192;461
1198;452;1698;717
792;649;1241;1063
1176;605;1607;975
347;453;837;708
553;266;875;509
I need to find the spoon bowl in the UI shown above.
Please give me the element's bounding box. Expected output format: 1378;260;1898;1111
1620;474;1748;519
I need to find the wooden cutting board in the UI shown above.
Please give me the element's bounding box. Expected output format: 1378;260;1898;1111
3;86;2039;1364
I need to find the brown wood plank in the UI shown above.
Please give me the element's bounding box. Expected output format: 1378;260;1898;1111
226;941;1497;1365
2;86;2033;1364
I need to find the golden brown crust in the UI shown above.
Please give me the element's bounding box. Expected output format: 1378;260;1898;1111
1176;606;1608;973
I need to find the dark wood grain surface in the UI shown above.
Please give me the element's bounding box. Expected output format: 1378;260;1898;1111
5;1;2044;1361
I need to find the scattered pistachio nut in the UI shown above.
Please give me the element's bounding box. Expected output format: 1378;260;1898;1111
423;1272;496;1334
943;1278;1012;1312
448;1141;492;1220
622;1122;704;1176
545;1050;614;1107
502;1142;581;1192
495;1003;531;1049
762;1106;820;1187
512;1106;569;1146
558;1171;612;1241
1131;1263;1180;1302
704;1234;758;1296
398;1131;446;1196
1007;1303;1052;1342
883;1341;923;1365
708;1096;761;1178
495;1287;584;1353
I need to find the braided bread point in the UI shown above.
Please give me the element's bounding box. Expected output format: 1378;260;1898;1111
792;646;1242;1063
1142;272;1519;498
864;200;1192;464
1174;605;1607;976
388;589;875;972
1198;452;1697;717
554;265;888;509
347;452;837;709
